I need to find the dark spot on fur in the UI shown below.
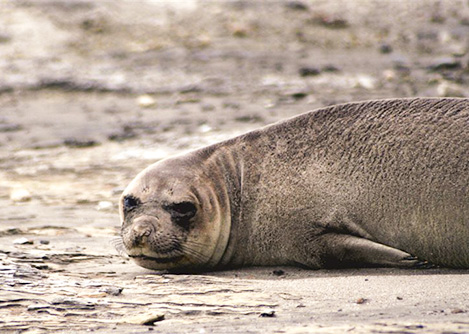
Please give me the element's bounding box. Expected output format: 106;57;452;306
164;201;197;227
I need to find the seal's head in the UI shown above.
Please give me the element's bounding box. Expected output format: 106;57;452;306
119;155;231;271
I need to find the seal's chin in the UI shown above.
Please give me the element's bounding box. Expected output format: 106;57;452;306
129;254;184;264
128;252;193;270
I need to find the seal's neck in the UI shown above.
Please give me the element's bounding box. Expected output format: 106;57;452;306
196;142;244;268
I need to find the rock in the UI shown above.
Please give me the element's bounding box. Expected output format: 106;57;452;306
10;188;32;202
356;298;368;304
137;95;157;108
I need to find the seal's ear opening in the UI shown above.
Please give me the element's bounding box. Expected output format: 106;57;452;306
164;201;197;222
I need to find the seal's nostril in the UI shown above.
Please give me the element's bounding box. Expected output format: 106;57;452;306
132;220;154;244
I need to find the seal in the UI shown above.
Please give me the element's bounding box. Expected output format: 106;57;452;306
119;97;469;271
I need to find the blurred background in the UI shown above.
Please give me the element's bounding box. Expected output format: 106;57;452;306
1;0;469;252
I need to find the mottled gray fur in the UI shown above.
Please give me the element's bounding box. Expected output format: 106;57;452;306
120;98;469;270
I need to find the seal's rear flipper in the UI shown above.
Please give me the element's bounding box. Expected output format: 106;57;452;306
318;234;429;268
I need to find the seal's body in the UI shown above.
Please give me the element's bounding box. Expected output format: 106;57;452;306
120;98;469;271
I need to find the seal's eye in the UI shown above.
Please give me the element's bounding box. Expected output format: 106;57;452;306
123;195;140;212
164;201;197;222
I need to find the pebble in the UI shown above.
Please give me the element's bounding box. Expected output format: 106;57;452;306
111;187;125;195
201;103;216;112
27;304;51;311
392;56;411;71
198;124;212;133
230;23;250;38
108;126;136;142
355;75;376;90
63;138;98;148
0;123;22;132
97;201;114;211
285;1;309;11
13;237;34;245
461;17;469;26
10;188;32;202
451;308;465;314
428;58;461;71
290;91;308;100
437;81;466;97
312;14;349;29
382;69;396;81
259;309;276;317
379;43;393;54
51;297;95;309
137;95;157;108
123;313;165;325
102;287;123;296
322;65;340;72
0;32;11;43
299;66;321;77
272;269;285;276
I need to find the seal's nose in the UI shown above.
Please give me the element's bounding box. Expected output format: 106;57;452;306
131;217;155;246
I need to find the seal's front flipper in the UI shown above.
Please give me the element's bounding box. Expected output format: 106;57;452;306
403;256;435;269
319;234;425;268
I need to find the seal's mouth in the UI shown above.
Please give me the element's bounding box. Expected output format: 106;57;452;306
129;254;184;264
